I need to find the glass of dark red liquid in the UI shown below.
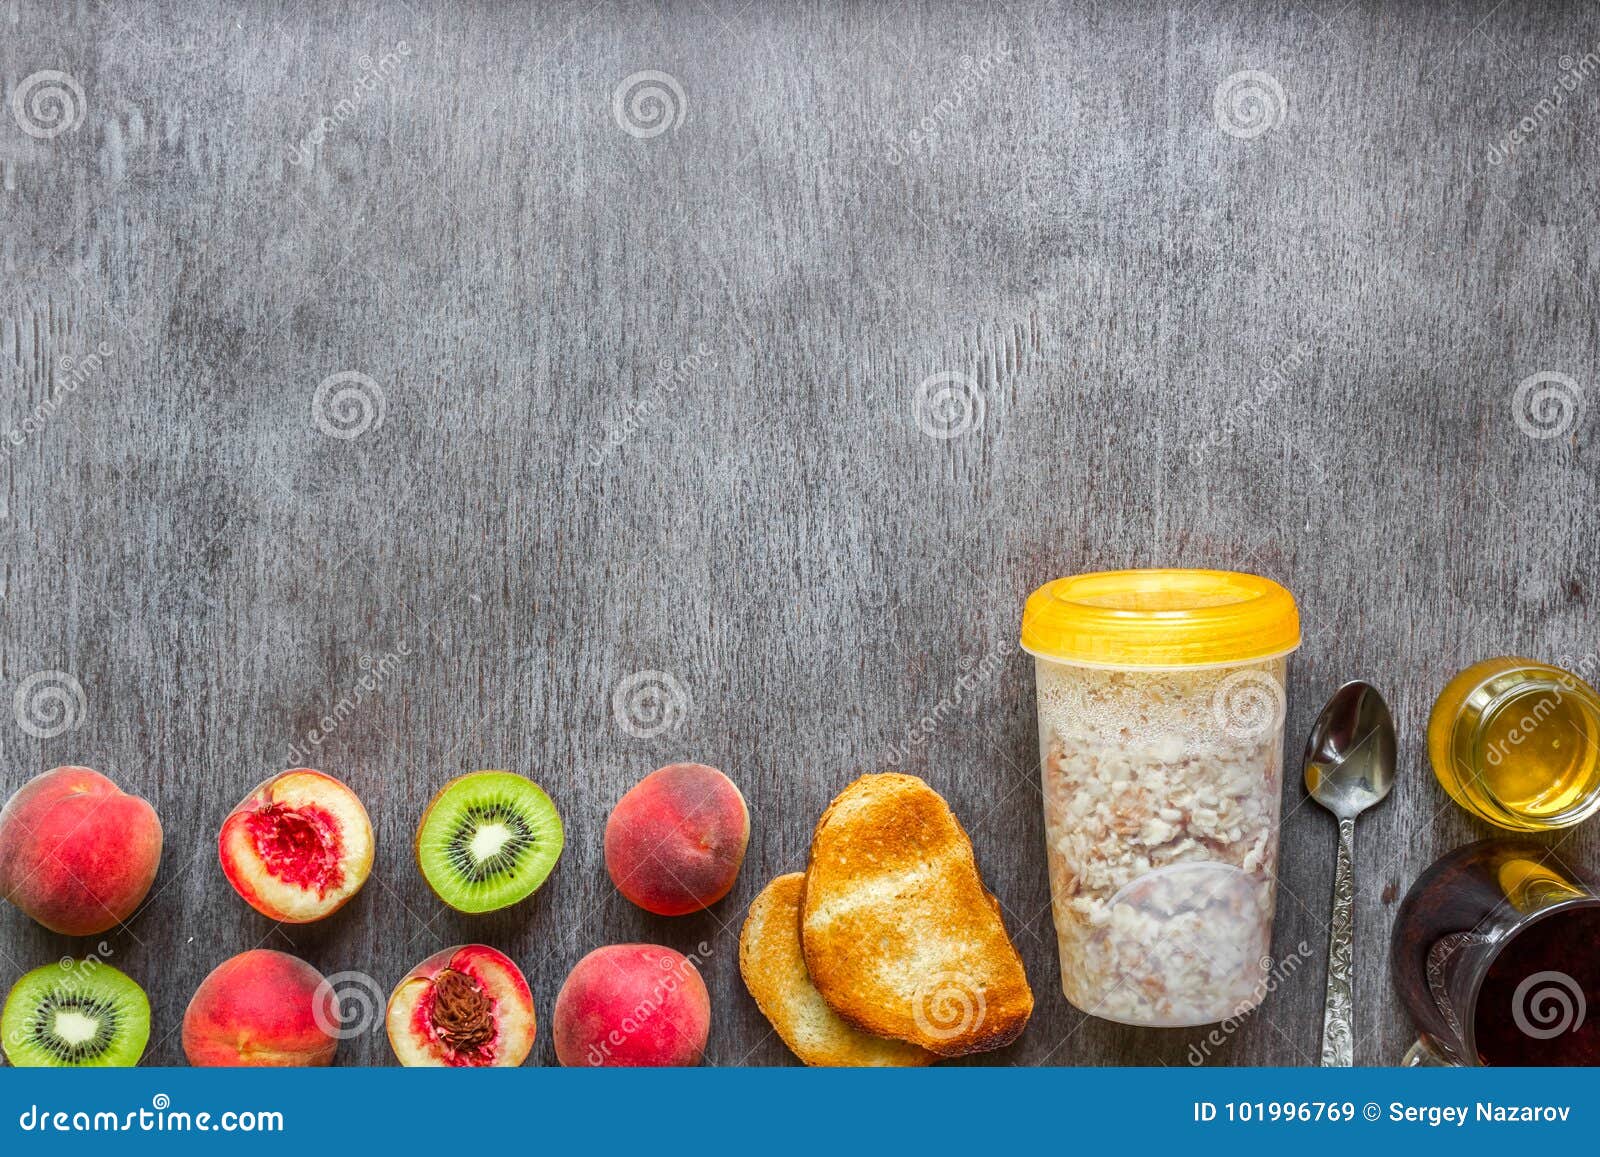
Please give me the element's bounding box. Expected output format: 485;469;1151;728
1391;839;1600;1065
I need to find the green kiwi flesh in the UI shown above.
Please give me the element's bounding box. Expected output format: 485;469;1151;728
2;961;150;1067
416;771;564;913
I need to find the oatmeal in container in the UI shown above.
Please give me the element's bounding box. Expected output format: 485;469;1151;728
1020;569;1300;1027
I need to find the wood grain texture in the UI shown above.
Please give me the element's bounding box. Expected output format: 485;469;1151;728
2;0;1598;1067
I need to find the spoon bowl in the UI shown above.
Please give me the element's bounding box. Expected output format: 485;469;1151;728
1304;680;1397;819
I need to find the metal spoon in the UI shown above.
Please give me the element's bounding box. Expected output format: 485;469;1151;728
1302;681;1397;1067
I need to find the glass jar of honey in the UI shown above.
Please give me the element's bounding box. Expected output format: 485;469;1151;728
1428;657;1600;831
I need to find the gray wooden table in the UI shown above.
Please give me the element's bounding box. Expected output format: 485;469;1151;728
3;0;1598;1067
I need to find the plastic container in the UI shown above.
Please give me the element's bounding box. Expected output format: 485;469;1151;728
1021;569;1300;1027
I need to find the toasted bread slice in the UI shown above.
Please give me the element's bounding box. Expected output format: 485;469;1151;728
801;774;1033;1056
739;873;934;1067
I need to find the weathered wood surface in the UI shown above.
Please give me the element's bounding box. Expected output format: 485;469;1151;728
2;0;1598;1067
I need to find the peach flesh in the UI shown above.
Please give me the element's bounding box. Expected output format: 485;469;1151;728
0;766;163;936
604;763;749;916
182;949;338;1067
553;943;711;1067
386;945;536;1067
219;769;373;923
243;804;343;892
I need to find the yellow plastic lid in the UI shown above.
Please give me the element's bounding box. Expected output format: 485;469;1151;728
1021;569;1300;669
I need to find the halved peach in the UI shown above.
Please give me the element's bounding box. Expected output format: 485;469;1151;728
219;769;373;923
386;945;535;1067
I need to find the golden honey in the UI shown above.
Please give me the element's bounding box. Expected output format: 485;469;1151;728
1428;657;1600;830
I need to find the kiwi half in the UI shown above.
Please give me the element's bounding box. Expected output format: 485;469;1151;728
415;771;564;913
2;961;150;1067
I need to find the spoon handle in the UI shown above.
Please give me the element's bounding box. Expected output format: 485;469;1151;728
1320;816;1356;1066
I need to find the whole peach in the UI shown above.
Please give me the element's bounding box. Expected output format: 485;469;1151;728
0;766;163;936
553;943;711;1067
605;763;748;916
182;949;338;1067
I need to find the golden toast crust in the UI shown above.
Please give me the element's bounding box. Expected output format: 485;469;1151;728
800;773;1034;1057
739;873;934;1067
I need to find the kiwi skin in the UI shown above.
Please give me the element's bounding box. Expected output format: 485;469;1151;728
413;770;564;914
1;960;151;1068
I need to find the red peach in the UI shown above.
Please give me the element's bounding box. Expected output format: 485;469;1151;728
605;763;749;916
553;943;711;1067
0;766;163;936
182;949;338;1067
219;769;373;923
386;944;536;1067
